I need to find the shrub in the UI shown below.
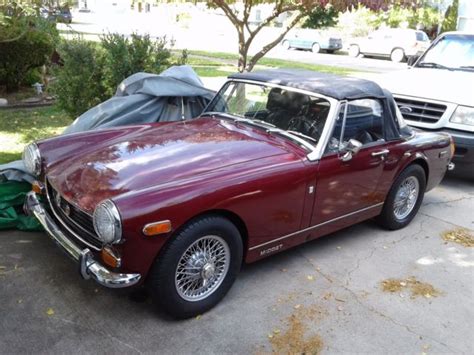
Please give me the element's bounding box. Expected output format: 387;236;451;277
53;33;188;117
101;33;177;96
52;39;107;117
0;4;58;92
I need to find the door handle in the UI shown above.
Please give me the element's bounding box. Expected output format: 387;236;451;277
371;149;389;157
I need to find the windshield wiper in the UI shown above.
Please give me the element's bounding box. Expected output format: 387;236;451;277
417;62;453;70
459;65;474;70
286;130;318;144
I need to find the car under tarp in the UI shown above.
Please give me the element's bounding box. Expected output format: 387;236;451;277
0;65;215;231
0;65;216;182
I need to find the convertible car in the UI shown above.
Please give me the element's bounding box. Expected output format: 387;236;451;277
24;69;454;318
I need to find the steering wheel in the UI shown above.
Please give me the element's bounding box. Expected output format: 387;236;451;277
286;116;319;138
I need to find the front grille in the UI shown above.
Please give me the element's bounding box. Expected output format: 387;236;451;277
46;181;102;250
394;97;447;124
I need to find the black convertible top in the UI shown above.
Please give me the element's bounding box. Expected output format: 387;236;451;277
229;69;386;101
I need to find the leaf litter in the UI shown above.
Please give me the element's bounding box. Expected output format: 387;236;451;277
441;228;474;247
269;305;325;355
380;277;440;299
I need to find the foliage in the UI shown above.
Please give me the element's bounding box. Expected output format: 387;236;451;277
52;38;107;117
0;2;58;92
441;0;458;33
336;5;378;38
373;4;441;30
302;4;338;29
101;33;185;97
52;34;188;117
337;2;441;38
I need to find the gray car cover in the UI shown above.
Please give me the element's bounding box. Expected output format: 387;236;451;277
0;65;216;182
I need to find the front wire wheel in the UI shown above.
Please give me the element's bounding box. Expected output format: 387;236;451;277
175;235;230;302
148;215;243;319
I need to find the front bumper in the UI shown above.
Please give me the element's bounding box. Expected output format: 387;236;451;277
25;191;141;288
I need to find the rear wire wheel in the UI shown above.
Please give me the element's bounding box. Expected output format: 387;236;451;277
377;164;426;230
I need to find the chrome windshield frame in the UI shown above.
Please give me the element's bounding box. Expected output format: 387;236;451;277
201;79;341;162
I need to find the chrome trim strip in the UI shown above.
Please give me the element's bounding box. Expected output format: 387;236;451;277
248;202;384;251
45;181;101;251
25;191;141;288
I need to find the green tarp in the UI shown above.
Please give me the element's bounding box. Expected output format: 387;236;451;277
0;181;42;231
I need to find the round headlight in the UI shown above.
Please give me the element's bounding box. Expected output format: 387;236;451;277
93;200;122;244
22;143;42;176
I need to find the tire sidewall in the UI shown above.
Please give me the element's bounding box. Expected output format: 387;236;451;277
148;216;243;318
382;165;426;230
282;40;290;50
312;43;320;53
349;45;359;57
391;48;405;62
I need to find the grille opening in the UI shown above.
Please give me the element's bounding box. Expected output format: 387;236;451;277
395;97;447;124
46;181;102;250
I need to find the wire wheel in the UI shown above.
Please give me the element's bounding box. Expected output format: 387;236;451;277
175;235;230;302
393;176;420;220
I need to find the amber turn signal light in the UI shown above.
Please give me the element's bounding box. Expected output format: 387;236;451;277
31;180;45;194
142;220;172;236
450;136;455;159
101;247;121;268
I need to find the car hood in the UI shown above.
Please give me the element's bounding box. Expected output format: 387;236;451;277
376;68;474;106
46;117;293;213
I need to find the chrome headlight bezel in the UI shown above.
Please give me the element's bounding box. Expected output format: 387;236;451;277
93;200;122;244
450;105;474;126
22;143;42;176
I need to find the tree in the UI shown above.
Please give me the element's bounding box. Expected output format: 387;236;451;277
302;4;338;29
440;0;458;33
207;1;396;72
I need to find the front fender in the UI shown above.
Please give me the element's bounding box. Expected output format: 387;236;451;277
113;154;309;277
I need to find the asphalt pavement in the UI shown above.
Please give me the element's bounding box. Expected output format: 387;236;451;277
1;173;473;354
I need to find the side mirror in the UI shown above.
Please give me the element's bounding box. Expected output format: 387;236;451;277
340;139;362;162
407;55;419;67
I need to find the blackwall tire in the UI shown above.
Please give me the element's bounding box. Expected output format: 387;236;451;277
377;164;426;230
147;215;243;319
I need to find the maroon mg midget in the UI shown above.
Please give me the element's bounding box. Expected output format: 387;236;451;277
24;70;453;318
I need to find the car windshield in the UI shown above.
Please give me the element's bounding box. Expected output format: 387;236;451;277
417;34;474;70
203;81;332;147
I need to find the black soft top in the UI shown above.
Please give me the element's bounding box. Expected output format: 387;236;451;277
229;69;386;100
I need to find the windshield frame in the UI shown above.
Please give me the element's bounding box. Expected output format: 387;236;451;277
201;79;339;162
414;33;474;72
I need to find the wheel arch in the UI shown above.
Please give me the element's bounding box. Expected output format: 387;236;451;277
165;209;249;263
398;156;430;191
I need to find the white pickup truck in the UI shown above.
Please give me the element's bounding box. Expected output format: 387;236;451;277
378;31;474;176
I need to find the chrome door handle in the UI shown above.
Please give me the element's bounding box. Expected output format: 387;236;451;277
371;149;389;157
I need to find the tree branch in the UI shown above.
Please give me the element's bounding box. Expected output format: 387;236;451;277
213;0;241;27
246;12;306;71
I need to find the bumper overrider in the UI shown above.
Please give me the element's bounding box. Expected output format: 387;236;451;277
25;191;141;288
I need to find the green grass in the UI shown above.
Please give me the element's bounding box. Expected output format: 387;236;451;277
187;50;357;75
0;106;71;164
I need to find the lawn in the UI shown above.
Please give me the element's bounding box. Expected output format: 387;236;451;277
186;50;357;76
0;106;71;164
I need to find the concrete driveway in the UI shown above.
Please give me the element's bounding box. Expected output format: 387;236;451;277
1;174;473;354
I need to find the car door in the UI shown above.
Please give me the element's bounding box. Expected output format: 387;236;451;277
311;99;389;228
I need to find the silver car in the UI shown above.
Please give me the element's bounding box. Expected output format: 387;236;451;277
348;28;430;62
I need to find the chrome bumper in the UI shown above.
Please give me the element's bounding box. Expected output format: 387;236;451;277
25;191;141;288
